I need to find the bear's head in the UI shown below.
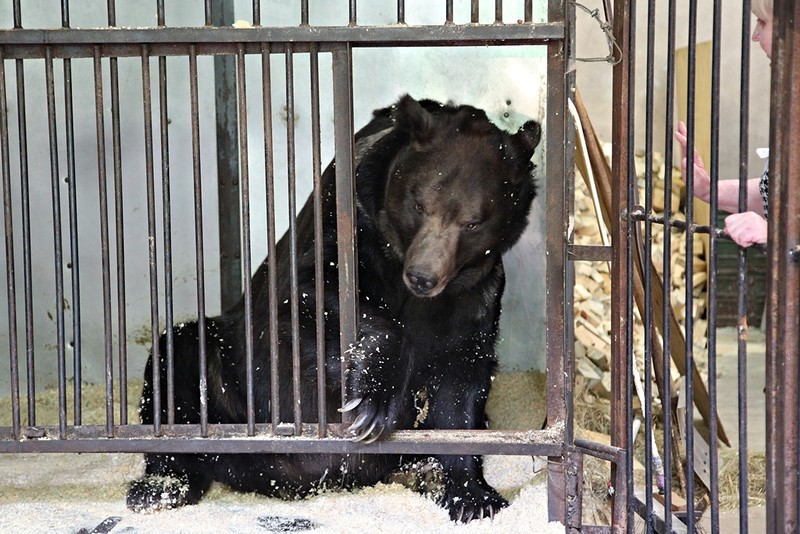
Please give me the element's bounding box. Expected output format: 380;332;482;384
377;95;540;298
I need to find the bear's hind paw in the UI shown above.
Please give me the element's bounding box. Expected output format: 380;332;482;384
126;474;193;513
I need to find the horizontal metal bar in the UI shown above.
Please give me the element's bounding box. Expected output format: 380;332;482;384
0;23;564;59
0;425;563;456
567;244;612;262
573;437;625;464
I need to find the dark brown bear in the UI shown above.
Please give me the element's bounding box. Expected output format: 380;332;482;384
127;95;541;523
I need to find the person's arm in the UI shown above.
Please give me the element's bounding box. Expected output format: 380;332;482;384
675;122;765;215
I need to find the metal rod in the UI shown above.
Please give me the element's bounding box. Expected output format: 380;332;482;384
331;44;357;419
736;1;753;532
44;49;68;440
236;44;256;436
188;47;209;437
15;58;35;428
309;43;327;437
0;52;21;439
93;46;115;437
495;0;503;23
471;0;479;23
260;43;281;431
397;0;405;24
446;0;454;24
285;45;303;434
301;0;308;26
157;54;175;425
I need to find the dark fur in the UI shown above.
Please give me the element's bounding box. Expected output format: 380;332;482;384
127;95;541;522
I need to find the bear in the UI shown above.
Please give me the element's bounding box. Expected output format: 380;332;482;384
126;94;541;523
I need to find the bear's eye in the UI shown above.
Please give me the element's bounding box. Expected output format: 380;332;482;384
415;202;424;214
464;222;481;233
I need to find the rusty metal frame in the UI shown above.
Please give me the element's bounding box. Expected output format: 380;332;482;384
0;0;576;526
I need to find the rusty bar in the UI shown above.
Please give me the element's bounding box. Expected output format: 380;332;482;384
736;1;752;532
661;0;678;528
44;49;68;440
446;0;454;24
284;45;303;434
15;58;35;427
259;44;280;431
495;0;503;23
0;426;563;455
0;52;21;439
566;448;583;530
301;0;308;26
156;55;175;425
524;0;532;23
611;0;633;530
684;0;698;525
107;3;129;427
141;46;161;435
349;0;357;26
236;45;256;436
705;0;724;529
309;43;327;437
331;44;357;416
188;47;210;437
61;7;83;427
211;0;242;312
546;0;570;525
92;46;115;436
642;0;656;527
471;0;479;23
767;0;800;529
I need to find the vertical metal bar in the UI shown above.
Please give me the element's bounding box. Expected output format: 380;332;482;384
495;0;503;23
684;0;698;526
156;2;174;425
12;1;22;28
204;0;213;26
285;46;303;434
61;0;82;429
661;0;678;529
92;47;115;437
397;0;405;24
545;0;571;524
706;0;724;530
61;0;70;27
44;49;67;440
211;0;242;312
309;44;326;437
643;0;656;527
108;0;129;428
611;0;632;529
524;0;532;23
0;52;21;439
15;58;35;427
301;0;308;26
236;45;256;436
331;44;357;417
156;0;165;26
471;0;479;24
253;0;261;26
736;2;752;532
349;0;357;26
260;43;281;431
446;0;454;24
767;1;800;530
189;47;209;437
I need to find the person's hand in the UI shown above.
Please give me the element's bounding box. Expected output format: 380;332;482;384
724;211;768;248
675;121;711;203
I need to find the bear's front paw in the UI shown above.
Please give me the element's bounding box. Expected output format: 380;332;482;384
126;474;193;513
441;481;509;523
339;393;403;443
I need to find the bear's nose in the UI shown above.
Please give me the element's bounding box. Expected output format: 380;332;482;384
406;269;438;295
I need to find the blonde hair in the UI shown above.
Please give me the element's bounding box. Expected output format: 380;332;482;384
752;0;772;20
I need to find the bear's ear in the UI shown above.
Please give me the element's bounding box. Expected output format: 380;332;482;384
511;120;542;161
392;94;435;150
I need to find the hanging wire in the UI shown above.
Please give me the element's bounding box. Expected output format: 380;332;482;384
573;1;622;65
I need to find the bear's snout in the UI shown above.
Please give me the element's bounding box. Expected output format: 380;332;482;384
405;268;439;296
